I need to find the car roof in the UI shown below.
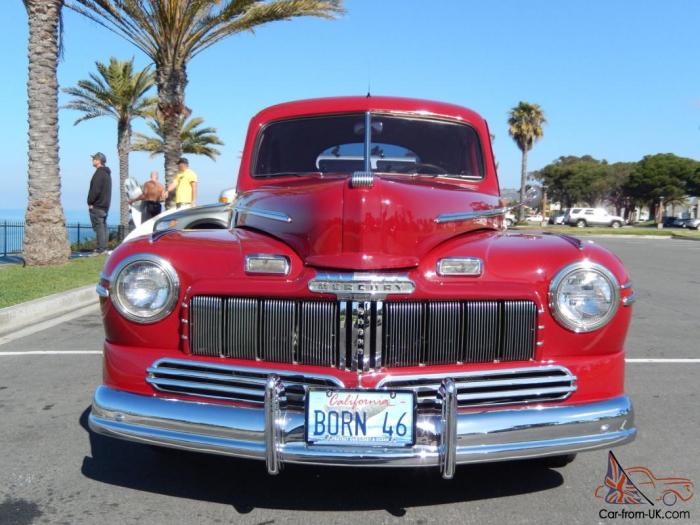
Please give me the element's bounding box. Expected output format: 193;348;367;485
251;96;487;126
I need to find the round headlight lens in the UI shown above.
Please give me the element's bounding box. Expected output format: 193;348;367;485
549;262;620;333
111;255;179;323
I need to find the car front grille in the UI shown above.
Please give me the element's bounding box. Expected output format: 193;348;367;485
188;297;537;370
378;366;576;409
146;358;343;409
146;359;574;411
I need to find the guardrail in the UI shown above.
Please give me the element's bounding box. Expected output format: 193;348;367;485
1;220;126;257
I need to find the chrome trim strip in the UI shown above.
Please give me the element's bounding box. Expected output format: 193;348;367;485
308;272;416;299
622;291;637;307
89;387;636;470
265;376;284;475
234;205;292;224
338;301;347;369
434;207;509;224
350;301;360;371
149;358;346;388
621;281;633;290
376;365;574;387
439;379;457;479
96;284;109;298
374;300;383;370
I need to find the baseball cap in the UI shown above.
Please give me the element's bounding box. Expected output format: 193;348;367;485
177;157;189;165
91;152;107;164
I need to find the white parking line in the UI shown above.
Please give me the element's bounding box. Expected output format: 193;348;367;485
625;358;700;363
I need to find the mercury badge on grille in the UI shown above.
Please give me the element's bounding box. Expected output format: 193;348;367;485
308;272;415;299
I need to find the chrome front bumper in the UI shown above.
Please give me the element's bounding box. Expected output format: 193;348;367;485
89;384;635;479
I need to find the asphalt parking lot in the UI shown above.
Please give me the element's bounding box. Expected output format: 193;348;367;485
1;236;699;525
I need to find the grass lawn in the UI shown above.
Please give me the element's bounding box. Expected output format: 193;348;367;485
0;256;105;309
511;225;700;238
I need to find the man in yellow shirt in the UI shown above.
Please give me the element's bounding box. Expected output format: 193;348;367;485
168;158;198;209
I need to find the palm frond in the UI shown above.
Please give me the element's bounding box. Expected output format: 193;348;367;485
62;56;155;125
131;114;225;160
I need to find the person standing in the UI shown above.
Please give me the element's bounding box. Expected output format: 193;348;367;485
167;158;197;209
129;171;165;222
87;152;112;254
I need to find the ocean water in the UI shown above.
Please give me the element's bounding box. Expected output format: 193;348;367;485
0;208;117;254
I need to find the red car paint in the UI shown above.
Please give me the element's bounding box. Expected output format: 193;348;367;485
100;96;633;411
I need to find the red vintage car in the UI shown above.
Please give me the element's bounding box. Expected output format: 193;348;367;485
90;96;636;478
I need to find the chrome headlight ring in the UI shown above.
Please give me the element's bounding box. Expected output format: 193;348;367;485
109;253;180;324
548;261;620;333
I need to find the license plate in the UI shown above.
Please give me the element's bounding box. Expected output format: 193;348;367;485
305;389;415;447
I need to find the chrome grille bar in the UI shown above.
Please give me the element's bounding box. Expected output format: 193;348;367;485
377;366;576;408
147;358;344;409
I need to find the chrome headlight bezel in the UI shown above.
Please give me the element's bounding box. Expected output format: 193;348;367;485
548;261;620;333
110;254;180;324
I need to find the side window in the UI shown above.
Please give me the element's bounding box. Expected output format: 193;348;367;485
585;210;594;215
572;208;582;214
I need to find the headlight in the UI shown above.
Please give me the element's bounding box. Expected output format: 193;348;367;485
111;254;179;323
548;262;620;333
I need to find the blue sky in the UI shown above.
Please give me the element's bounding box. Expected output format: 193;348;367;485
2;0;700;219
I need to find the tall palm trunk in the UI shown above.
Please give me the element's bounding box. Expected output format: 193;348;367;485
117;119;131;227
23;0;70;266
157;64;187;206
518;148;529;222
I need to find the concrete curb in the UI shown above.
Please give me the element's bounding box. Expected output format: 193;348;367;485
672;233;700;241
0;285;98;337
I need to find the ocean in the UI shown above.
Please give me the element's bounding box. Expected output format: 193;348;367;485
0;208;116;255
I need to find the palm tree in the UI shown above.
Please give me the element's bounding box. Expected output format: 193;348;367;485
63;58;156;227
132;116;224;161
23;0;71;266
67;0;344;189
508;102;546;222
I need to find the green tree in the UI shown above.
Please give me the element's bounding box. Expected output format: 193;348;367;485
534;155;622;208
23;0;71;265
63;58;156;227
67;0;344;189
508;102;546;221
623;153;700;219
132;116;224;161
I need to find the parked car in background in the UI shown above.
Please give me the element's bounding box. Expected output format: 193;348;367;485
91;96;636;480
674;217;700;230
123;187;236;243
524;214;543;223
567;208;625;228
504;211;516;228
549;209;569;225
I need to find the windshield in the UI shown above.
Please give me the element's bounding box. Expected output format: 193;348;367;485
253;112;484;179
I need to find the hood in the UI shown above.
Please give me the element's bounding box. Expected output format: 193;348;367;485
234;176;501;270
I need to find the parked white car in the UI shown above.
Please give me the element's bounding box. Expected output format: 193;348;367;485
566;208;625;228
123;187;237;243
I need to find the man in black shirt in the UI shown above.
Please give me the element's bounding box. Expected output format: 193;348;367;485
87;152;112;254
